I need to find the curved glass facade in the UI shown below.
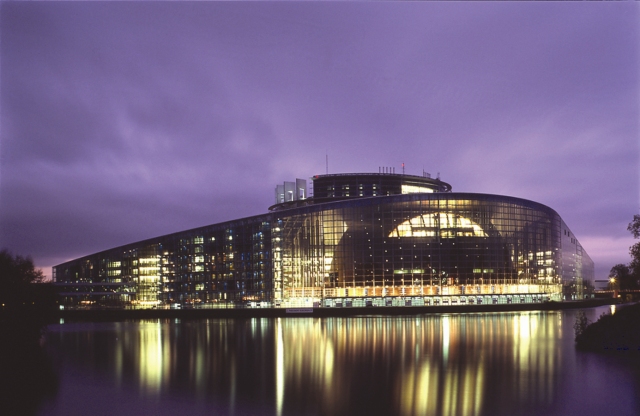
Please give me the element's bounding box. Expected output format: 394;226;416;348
53;175;593;308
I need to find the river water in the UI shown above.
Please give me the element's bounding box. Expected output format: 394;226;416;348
38;306;639;416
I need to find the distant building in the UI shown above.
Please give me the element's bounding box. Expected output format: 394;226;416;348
53;171;593;308
593;279;610;291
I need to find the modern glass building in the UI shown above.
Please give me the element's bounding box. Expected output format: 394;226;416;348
53;172;594;309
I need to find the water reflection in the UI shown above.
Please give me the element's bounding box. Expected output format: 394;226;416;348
282;313;563;416
43;309;639;416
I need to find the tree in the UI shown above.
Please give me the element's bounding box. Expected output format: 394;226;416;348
0;249;47;311
0;250;58;414
608;263;631;290
628;214;640;238
628;215;640;284
0;249;45;283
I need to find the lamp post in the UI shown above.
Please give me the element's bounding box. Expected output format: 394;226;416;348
609;277;619;298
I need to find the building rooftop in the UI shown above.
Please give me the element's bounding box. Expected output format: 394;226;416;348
271;171;452;211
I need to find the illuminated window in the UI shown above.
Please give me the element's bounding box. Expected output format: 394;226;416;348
401;184;434;194
389;213;487;238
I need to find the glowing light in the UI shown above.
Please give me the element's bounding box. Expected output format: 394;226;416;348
276;319;284;416
389;213;487;238
401;184;434;194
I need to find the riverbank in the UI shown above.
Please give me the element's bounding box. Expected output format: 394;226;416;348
0;309;59;415
57;298;614;322
575;301;640;352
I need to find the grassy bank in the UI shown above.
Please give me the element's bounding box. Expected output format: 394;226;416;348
575;302;640;352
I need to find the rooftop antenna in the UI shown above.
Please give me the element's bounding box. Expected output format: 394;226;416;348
402;162;405;175
326;152;328;175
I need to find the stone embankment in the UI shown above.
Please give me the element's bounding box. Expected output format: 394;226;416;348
57;298;613;322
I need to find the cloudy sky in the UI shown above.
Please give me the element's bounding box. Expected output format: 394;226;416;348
1;1;638;280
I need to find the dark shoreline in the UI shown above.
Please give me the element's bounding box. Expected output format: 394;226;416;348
56;298;615;322
575;301;640;352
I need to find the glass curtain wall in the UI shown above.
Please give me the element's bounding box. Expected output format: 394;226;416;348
55;216;274;309
165;219;273;307
54;193;591;308
279;194;564;304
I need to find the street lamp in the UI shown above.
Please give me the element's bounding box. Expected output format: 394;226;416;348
609;277;619;298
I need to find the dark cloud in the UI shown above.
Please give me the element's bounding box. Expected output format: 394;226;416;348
1;2;638;279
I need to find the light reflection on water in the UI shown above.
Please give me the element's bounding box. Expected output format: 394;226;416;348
41;308;639;416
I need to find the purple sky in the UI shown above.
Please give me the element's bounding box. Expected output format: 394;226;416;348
1;2;638;280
